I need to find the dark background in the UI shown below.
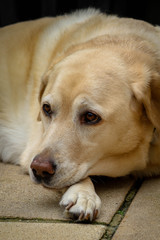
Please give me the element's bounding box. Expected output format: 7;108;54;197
0;0;160;27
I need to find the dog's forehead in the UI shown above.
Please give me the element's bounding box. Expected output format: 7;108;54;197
45;47;132;109
51;50;128;91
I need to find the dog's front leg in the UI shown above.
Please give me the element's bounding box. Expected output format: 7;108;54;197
60;177;101;221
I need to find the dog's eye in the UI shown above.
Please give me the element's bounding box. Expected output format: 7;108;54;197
42;103;52;117
80;111;101;125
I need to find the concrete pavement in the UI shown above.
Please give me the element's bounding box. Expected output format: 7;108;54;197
0;162;159;240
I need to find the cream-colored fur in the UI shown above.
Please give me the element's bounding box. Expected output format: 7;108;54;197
0;9;160;221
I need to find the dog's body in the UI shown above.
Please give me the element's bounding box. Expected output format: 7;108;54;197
0;9;160;221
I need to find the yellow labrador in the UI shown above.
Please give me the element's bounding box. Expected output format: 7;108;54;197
0;9;160;221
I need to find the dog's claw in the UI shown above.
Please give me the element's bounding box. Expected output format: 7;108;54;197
93;209;98;220
65;201;74;210
84;213;90;221
78;211;85;221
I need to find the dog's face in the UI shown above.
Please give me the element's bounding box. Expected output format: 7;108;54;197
30;38;160;189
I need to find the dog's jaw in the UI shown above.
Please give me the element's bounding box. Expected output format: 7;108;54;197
29;160;90;189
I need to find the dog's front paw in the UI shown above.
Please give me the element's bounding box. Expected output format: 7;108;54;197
60;181;101;221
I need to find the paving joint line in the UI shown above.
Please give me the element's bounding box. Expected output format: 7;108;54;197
101;178;144;240
0;216;107;226
0;217;72;224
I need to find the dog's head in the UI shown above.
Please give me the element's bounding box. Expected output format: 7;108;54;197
30;35;160;189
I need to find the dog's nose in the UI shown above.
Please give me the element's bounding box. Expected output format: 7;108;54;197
30;152;56;182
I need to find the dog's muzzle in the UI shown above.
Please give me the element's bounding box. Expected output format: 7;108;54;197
30;151;56;185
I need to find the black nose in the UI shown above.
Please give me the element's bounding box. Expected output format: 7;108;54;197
30;151;56;183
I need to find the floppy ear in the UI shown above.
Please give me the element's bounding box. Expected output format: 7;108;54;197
131;72;160;130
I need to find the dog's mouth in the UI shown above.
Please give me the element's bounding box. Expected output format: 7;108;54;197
29;151;90;189
29;160;89;189
30;170;81;189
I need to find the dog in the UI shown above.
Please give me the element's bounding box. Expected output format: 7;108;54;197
0;9;160;221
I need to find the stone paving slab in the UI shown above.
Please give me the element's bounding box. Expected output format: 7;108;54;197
0;162;133;223
0;222;106;240
112;177;160;240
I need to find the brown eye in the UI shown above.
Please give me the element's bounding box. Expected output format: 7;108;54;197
43;103;52;117
80;111;101;125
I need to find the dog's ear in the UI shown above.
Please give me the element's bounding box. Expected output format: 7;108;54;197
131;72;160;129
